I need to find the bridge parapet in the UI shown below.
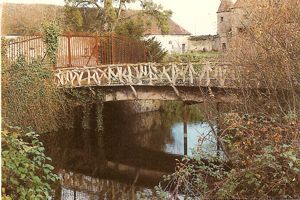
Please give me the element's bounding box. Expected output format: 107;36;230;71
55;62;237;88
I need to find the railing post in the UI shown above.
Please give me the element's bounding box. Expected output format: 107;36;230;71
67;32;72;67
95;35;99;65
110;33;114;64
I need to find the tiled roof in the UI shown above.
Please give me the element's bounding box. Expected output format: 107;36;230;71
217;0;234;13
144;18;191;35
121;10;191;35
233;0;245;8
1;3;64;35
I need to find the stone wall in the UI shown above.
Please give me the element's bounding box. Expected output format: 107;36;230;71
188;35;220;52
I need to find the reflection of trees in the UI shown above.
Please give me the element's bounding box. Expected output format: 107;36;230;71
103;101;226;154
161;101;207;124
103;102;175;152
41;104;106;176
41;101;236;198
58;170;145;200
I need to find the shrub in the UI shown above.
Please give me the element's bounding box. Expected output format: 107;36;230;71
1;124;59;199
155;114;300;199
144;37;167;62
163;51;220;63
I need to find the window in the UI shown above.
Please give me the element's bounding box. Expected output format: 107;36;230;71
29;47;35;58
222;43;227;51
238;27;245;33
220;17;224;22
182;44;186;53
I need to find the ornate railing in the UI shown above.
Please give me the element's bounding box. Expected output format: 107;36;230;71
55;62;236;88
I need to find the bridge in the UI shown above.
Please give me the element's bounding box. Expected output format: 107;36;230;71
4;34;253;103
55;62;243;102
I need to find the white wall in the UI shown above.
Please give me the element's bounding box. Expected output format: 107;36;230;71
144;35;190;53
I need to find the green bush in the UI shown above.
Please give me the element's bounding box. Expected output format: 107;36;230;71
163;51;220;63
145;37;167;62
2;124;59;199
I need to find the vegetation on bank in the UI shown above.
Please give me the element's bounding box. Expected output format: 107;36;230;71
1;23;65;199
1;23;70;133
146;0;300;199
147;114;299;199
2;124;59;199
163;51;220;63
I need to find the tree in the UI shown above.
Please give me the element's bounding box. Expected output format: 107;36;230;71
228;0;300;116
147;1;300;199
144;37;167;62
64;0;172;37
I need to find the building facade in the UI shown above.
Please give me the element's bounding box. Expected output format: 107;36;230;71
216;0;247;51
143;18;191;53
188;35;219;52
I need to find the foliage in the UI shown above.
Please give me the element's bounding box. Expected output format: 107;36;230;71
154;114;300;199
1;22;74;133
115;17;145;39
218;114;300;198
64;88;105;131
154;2;300;198
1;38;9;66
228;0;300;116
163;51;220;63
1;56;71;133
64;0;172;34
144;37;167;62
42;22;61;65
2;124;59;199
160;101;205;123
64;5;84;32
141;0;172;34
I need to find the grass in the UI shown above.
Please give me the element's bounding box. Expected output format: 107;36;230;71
163;51;221;63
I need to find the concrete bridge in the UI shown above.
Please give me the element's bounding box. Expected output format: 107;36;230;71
55;62;243;102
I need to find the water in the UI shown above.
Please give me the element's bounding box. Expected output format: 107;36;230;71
42;102;219;199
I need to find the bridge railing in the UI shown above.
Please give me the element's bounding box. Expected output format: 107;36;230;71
54;62;238;88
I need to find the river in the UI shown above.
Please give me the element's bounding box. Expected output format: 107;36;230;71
42;101;221;199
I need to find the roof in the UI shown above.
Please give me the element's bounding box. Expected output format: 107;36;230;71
233;0;245;9
1;3;191;36
217;0;234;13
121;10;191;35
144;18;191;35
189;35;218;41
1;3;64;35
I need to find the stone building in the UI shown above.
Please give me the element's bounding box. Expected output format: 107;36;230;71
187;0;247;52
188;35;219;52
216;0;248;50
142;18;191;53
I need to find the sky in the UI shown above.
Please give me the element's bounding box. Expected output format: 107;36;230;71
2;0;221;35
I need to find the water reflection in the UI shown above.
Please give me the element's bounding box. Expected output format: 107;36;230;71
42;102;220;199
167;122;216;156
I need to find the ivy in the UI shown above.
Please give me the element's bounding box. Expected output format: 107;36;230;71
42;22;60;65
65;88;105;132
2;55;72;133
